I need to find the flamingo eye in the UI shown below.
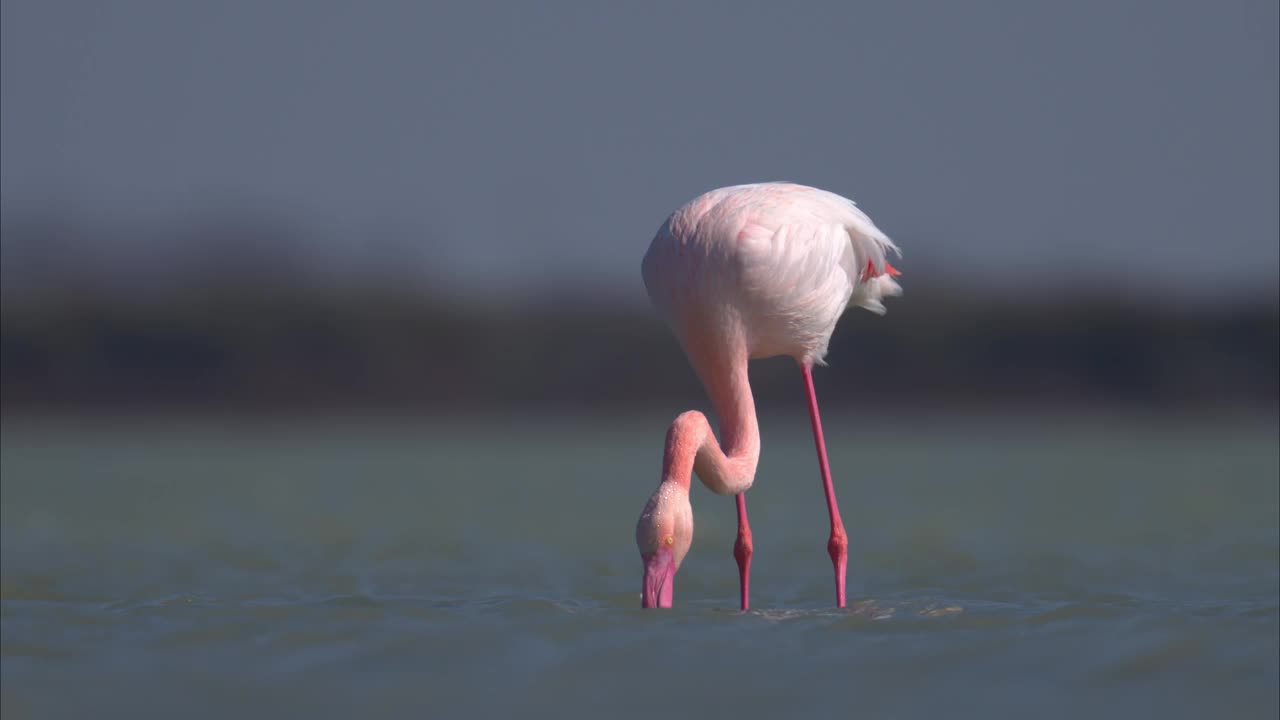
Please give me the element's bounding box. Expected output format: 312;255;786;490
664;535;675;546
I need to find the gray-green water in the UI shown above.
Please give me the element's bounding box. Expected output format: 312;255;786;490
2;414;1277;719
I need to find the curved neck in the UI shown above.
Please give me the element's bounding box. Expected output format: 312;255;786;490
661;349;759;496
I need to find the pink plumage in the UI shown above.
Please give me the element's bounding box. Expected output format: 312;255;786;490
635;182;902;610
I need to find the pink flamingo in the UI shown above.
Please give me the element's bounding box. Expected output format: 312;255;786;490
636;182;901;610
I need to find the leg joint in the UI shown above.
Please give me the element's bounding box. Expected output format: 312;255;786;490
827;528;847;558
734;530;754;564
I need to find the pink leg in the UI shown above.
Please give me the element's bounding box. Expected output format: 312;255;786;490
801;364;847;608
734;493;753;611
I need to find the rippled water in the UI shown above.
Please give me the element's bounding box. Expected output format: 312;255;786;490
2;414;1277;718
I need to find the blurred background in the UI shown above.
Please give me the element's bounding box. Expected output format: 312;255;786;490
1;3;1278;717
2;0;1276;415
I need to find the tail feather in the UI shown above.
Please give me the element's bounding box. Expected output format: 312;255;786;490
851;274;902;315
844;213;902;315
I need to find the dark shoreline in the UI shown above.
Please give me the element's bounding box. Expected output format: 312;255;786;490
4;288;1276;414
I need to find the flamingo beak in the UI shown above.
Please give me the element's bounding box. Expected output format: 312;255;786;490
640;546;676;608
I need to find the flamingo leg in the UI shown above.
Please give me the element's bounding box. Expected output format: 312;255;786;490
801;363;847;608
734;493;753;611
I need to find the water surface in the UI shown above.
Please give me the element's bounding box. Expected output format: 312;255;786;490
2;414;1277;718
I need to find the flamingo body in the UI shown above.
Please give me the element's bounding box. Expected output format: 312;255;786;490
635;182;901;610
642;182;900;366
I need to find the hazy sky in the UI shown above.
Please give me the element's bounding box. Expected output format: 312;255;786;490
2;1;1277;298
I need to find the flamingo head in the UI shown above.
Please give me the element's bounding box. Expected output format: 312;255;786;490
635;480;693;608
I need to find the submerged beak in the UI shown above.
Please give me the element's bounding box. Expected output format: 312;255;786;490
640;546;676;608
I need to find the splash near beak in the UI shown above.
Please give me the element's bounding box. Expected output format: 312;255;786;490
641;546;676;609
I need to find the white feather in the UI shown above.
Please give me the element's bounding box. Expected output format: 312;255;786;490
644;182;902;365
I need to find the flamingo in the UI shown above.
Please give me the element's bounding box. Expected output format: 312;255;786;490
635;182;901;610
